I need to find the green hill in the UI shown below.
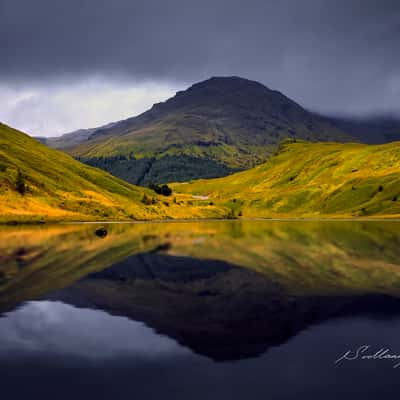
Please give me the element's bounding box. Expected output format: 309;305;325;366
0;123;220;222
46;77;352;184
2;122;398;222
172;140;400;218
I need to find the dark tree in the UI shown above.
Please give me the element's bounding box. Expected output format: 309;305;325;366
16;170;26;195
149;183;172;196
160;184;172;196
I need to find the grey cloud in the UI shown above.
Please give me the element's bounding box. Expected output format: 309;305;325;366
0;79;177;136
1;0;400;115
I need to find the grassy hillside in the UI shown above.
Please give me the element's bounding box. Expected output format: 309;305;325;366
172;140;400;218
2;122;399;222
48;77;352;184
0;123;221;222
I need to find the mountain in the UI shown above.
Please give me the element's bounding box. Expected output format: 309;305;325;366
45;76;353;184
172;139;400;218
0;123;220;223
324;114;400;144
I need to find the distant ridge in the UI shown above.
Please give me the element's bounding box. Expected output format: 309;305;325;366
324;114;400;144
37;122;117;149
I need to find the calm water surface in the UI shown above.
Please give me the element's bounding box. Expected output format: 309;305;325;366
1;220;400;399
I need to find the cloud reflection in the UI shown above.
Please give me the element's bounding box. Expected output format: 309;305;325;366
0;301;189;359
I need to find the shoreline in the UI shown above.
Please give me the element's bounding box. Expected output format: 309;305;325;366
1;216;400;226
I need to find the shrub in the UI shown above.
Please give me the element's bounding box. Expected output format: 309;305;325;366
226;208;237;219
16;170;26;195
149;183;172;196
95;227;108;238
141;193;152;205
161;184;172;196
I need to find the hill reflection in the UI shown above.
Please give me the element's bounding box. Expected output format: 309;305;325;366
1;220;400;360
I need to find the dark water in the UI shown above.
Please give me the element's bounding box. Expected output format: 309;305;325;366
1;220;400;399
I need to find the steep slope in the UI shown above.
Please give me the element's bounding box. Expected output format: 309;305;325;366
324;114;400;144
47;76;352;184
173;140;400;218
0;123;220;222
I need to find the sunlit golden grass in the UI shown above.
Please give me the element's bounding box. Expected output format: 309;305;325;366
0;123;221;222
172;140;400;218
1;123;399;222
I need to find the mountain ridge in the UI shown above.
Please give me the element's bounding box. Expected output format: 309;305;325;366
324;114;400;144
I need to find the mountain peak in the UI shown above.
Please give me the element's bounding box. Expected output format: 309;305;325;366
183;76;272;97
188;75;270;89
151;75;280;116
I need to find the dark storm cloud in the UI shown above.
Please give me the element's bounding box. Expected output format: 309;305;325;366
1;0;400;114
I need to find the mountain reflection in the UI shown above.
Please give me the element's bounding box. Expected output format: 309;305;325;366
1;220;400;361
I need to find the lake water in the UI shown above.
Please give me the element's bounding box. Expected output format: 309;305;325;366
1;220;400;399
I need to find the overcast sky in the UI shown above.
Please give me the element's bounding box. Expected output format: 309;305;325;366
1;0;400;137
